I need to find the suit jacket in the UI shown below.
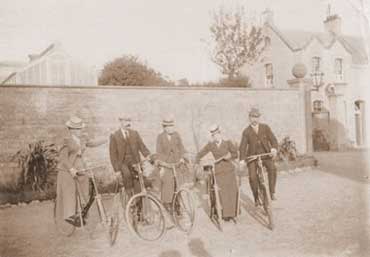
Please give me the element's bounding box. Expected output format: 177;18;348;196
57;135;105;172
156;131;186;163
239;123;278;161
109;128;150;172
196;140;237;175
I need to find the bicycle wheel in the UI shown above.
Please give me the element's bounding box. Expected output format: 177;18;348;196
108;193;121;246
172;188;195;233
259;184;274;230
125;193;165;241
207;176;213;218
214;188;223;231
54;199;75;236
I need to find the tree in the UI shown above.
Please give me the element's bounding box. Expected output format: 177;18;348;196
209;5;266;79
99;55;170;86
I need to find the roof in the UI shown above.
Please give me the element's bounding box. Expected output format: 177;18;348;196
266;23;368;65
27;43;58;63
0;42;60;85
1;72;16;85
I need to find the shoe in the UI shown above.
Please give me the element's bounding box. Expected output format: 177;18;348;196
271;194;276;201
65;217;76;226
65;215;86;227
223;217;231;222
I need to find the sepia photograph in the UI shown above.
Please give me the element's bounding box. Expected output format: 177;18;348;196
0;0;369;256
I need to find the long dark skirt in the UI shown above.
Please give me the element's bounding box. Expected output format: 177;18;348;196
214;170;238;218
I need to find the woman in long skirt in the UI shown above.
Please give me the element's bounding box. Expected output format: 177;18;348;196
56;116;106;226
195;124;238;221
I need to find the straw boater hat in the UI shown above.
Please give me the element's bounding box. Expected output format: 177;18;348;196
162;115;175;127
209;124;221;136
66;116;85;129
249;107;261;117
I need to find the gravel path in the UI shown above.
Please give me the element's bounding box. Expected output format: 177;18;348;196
1;157;369;257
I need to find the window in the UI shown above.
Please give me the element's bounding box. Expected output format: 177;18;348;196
265;63;273;87
264;37;271;48
313;100;324;112
312;57;321;72
334;58;344;81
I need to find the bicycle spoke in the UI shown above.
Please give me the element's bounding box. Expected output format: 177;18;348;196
126;194;165;241
173;189;195;233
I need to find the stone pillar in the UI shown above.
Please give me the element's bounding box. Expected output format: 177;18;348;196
359;101;367;146
326;83;347;150
287;63;313;154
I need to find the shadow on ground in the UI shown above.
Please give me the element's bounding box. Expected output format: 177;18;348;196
239;192;270;230
188;238;213;257
192;181;223;231
158;249;182;257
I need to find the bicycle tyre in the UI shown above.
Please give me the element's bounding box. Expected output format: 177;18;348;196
125;193;165;241
207;176;213;218
53;199;76;236
208;176;223;230
108;193;121;246
172;188;195;233
214;189;223;231
260;184;274;230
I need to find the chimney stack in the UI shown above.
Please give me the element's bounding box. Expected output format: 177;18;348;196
262;8;274;25
324;14;342;35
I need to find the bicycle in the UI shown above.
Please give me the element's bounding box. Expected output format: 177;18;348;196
246;153;274;230
202;156;225;231
124;161;166;241
54;166;128;246
156;160;195;234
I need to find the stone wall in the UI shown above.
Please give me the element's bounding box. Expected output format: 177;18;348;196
0;85;307;169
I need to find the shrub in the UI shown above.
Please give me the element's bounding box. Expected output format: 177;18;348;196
278;136;297;161
12;140;59;192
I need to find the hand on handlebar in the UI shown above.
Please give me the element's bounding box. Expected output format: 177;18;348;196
69;167;78;178
222;152;232;161
270;148;277;158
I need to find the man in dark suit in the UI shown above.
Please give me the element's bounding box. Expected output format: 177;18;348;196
239;107;278;206
109;115;152;195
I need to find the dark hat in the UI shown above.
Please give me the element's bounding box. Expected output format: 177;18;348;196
209;124;221;135
66;116;85;129
162;115;175;126
249;107;261;117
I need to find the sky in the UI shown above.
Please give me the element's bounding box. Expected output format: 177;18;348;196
0;0;369;83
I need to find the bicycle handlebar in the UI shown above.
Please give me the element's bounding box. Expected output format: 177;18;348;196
75;165;106;177
156;160;185;169
246;153;273;163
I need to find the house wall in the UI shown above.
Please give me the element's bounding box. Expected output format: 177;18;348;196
241;24;368;148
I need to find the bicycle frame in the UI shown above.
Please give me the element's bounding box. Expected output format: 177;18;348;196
156;160;184;191
75;167;109;226
125;161;166;241
202;156;224;230
246;152;274;230
74;167;123;242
